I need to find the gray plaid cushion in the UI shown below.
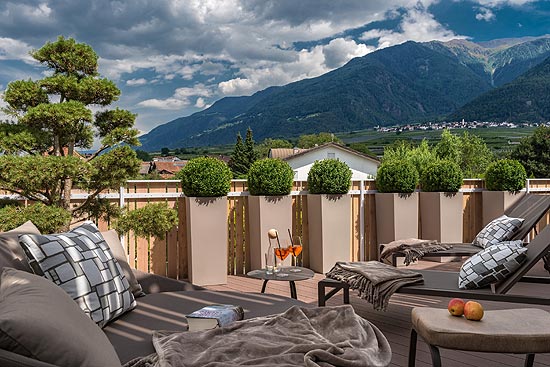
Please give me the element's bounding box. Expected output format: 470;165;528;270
472;215;524;248
458;240;527;289
19;222;136;327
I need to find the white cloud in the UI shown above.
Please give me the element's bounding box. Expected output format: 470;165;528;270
475;7;496;21
138;83;213;110
0;37;35;64
473;0;536;6
322;38;372;69
126;78;148;86
361;7;464;49
195;97;206;108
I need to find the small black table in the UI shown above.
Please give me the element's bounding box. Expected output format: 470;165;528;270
246;267;314;299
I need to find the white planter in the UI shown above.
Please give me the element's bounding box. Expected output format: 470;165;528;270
482;191;525;226
307;194;352;273
420;192;463;263
375;192;419;255
248;195;293;270
186;197;228;286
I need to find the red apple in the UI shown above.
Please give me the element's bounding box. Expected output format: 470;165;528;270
447;298;465;316
464;301;484;321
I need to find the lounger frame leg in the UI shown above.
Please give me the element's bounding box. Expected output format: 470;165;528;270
525;353;535;367
408;329;417;367
317;280;350;306
429;345;442;367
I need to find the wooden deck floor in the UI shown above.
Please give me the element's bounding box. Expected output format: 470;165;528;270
206;260;550;367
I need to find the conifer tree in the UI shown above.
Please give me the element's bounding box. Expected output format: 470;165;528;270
229;133;248;177
244;127;257;168
0;36;140;228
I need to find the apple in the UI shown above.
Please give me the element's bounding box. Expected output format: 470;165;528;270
464;301;484;321
267;228;278;239
447;298;465;316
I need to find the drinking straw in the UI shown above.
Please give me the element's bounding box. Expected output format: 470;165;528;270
287;228;293;246
275;231;282;248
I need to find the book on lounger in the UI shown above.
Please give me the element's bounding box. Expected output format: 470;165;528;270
186;304;244;331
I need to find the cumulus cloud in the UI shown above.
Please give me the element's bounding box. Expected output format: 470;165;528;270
361;7;463;49
0;37;35;64
138;83;213;110
126;78;148;86
475;7;496;21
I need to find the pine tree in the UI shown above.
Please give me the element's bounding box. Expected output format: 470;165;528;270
244;127;257;168
229;133;248;177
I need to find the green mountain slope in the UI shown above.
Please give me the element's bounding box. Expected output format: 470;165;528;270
451;56;550;122
140;36;550;150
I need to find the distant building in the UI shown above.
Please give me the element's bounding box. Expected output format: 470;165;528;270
268;147;308;159
279;142;380;180
208;154;231;164
153;156;182;162
152;161;187;178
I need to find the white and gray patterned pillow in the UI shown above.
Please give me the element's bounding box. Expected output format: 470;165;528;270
458;240;527;289
19;222;136;328
472;215;524;248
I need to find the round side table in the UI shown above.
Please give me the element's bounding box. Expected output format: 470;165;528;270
246;267;314;299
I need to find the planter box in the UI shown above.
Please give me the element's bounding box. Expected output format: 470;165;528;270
420;192;463;263
248;195;293;270
482;191;525;226
186;197;228;286
375;192;419;255
307;194;352;273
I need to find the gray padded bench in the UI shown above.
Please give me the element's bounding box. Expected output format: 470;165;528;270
409;307;550;367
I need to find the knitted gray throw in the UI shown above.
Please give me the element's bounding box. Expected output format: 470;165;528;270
326;261;423;311
379;238;452;265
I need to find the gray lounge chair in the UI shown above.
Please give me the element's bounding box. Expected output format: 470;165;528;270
319;224;550;307
381;194;550;266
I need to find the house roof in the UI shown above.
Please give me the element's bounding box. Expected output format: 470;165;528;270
269;148;308;159
139;162;152;175
152;161;187;175
282;142;380;164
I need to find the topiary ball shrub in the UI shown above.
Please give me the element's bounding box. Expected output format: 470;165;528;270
376;160;419;193
177;157;232;197
307;159;352;194
420;160;463;192
485;159;527;192
247;158;294;196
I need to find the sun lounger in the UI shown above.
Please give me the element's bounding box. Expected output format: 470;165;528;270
382;194;550;266
320;224;550;307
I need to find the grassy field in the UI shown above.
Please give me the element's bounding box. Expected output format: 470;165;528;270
338;126;536;156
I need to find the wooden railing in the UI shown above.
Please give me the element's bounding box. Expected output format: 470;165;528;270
3;179;550;280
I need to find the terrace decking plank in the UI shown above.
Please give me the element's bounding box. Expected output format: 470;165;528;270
206;260;550;367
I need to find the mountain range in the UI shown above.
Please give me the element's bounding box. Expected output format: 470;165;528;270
139;36;550;150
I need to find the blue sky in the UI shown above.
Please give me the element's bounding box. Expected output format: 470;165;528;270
0;0;549;135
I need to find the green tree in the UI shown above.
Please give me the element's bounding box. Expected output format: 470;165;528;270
160;147;170;156
229;133;248;177
255;138;293;158
297;132;342;148
511;126;550;178
435;129;461;163
244;127;257;167
382;140;437;177
434;130;493;178
460;132;493;178
135;149;152;161
0;36;140;228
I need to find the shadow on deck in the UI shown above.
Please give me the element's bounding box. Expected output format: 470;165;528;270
206;260;550;367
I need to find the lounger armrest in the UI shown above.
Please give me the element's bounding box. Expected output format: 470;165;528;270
132;269;205;294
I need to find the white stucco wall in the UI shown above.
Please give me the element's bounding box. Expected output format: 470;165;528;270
285;146;379;181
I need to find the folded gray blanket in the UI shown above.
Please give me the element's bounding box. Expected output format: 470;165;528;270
124;305;391;367
379;238;452;265
326;261;423;311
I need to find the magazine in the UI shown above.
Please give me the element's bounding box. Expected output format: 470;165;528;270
186;304;244;331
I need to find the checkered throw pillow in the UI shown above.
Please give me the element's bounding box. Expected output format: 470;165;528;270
458;240;527;289
19;222;136;328
472;215;524;248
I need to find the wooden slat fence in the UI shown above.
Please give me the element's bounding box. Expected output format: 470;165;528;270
3;179;550;280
